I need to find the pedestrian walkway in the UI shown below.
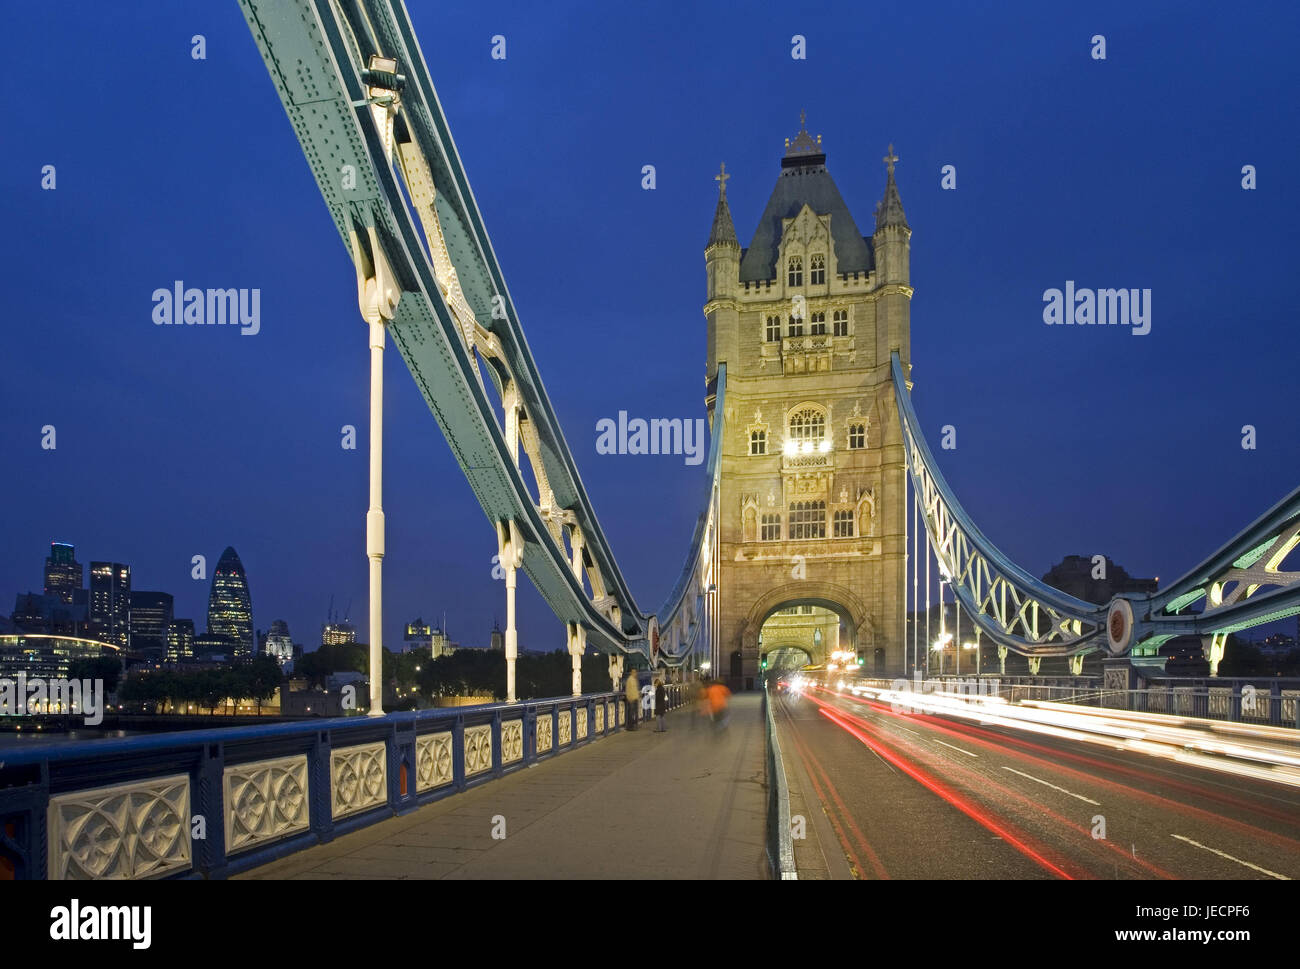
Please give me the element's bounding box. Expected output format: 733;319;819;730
237;694;769;880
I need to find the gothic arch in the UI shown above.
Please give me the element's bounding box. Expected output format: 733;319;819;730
740;580;875;657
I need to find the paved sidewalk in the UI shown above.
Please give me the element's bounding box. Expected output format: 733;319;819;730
237;694;769;880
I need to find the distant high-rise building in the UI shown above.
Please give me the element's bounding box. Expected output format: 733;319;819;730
167;619;195;660
404;618;432;653
264;619;294;666
1041;555;1158;605
129;591;174;657
89;562;131;649
207;547;253;658
321;620;356;647
44;543;82;604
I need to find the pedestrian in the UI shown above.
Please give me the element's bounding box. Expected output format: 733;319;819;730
706;679;732;731
654;679;667;732
624;669;640;730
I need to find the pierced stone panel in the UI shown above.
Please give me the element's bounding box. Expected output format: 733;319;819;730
331;742;388;820
1208;687;1232;719
536;712;553;753
416;732;453;791
501;720;523;764
48;774;191;879
558;710;572;746
607;701;616;729
224;755;309;855
576;708;588;739
595;704;605;733
1284;690;1299;726
465;724;493;776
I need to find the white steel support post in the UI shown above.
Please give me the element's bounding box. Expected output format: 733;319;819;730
496;520;524;702
567;622;586;696
366;319;386;715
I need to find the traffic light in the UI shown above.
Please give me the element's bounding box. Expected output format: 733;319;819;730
760;656;768;670
856;653;865;666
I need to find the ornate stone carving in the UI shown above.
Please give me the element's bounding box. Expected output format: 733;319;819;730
595;704;605;733
576;707;588;739
558;710;572;746
224;755;309;855
464;724;493;775
536;712;553;753
330;742;388;820
416;732;453;791
501;719;523;764
47;774;191;879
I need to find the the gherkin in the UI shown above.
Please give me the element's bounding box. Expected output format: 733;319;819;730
207;546;253;658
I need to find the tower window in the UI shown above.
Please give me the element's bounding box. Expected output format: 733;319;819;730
788;315;804;337
788;501;827;540
833;310;849;336
788;407;826;445
848;421;866;449
787;256;803;287
760;514;781;541
810;311;826;335
810;254;826;285
833;509;855;537
749;429;767;455
765;315;781;342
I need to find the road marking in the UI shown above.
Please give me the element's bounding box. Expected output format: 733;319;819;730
1001;767;1100;805
934;739;977;758
1170;835;1291;880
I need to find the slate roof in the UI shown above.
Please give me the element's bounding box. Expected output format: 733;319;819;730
738;157;874;283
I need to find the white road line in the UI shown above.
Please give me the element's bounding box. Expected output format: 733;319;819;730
1001;767;1100;805
934;739;977;758
1170;835;1291;880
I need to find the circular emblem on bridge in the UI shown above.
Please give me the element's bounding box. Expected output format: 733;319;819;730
1106;598;1134;655
648;617;660;663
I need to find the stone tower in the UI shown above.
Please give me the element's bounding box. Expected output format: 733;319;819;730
704;117;911;687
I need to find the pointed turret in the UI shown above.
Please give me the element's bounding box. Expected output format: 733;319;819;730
705;162;741;409
708;162;739;249
874;144;909;231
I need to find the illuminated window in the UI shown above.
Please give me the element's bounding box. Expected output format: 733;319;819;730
749;429;767;455
810;254;826;285
848;421;866;449
765;315;781;342
761;514;781;541
788;408;826;445
788;501;826;539
833;309;848;336
810;311;826;335
788;315;804;337
788;256;803;287
833;510;855;537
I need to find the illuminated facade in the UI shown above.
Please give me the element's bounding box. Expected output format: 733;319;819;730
207;547;254;658
706;119;910;684
43;542;82;604
0;633;120;680
264;619;294;666
89;562;132;649
166;619;195;661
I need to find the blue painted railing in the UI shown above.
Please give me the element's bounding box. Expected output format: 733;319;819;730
0;686;689;880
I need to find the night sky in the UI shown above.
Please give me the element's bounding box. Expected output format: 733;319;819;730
3;1;1297;654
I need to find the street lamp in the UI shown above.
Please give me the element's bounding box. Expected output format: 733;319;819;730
931;633;952;675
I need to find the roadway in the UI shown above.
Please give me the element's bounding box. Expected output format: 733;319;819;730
775;684;1300;879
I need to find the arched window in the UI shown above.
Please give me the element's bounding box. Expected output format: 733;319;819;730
787;255;803;287
788;314;804;337
848;421;866;449
760;514;781;541
833;309;849;336
810;311;826;335
765;315;781;342
833;509;855;537
788;501;827;539
749;429;767;455
788;407;826;446
810;254;826;285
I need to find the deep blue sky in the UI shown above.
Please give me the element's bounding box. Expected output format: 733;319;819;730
3;1;1297;653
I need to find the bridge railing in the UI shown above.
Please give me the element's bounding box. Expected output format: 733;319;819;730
0;692;625;880
850;674;1300;728
762;686;797;880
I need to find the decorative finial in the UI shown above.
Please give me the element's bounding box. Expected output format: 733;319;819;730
784;111;823;158
715;161;729;195
884;143;899;176
799;108;806;130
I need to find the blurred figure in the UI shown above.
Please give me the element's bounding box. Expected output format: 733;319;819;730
693;679;709;729
624;669;640;731
653;679;667;732
706;679;732;731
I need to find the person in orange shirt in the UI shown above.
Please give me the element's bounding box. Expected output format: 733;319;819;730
706;680;731;730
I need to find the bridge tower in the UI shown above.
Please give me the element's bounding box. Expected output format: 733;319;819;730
704;118;911;687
